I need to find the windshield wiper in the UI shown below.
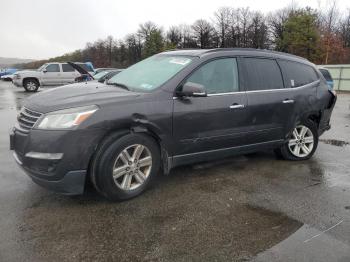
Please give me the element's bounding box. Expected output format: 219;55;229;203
109;82;130;91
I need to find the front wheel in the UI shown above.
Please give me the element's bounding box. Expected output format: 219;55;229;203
91;133;160;201
23;79;39;92
275;121;318;161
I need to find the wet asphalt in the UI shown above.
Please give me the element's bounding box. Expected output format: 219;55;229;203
0;81;349;262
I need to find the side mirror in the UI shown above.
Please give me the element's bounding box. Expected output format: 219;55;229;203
42;69;47;73
177;82;207;97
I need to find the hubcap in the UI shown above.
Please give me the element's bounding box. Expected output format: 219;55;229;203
27;81;37;91
288;125;314;158
112;144;152;191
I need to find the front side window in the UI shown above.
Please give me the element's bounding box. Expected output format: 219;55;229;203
185;58;239;94
241;58;284;91
109;55;194;92
45;64;60;72
278;60;318;88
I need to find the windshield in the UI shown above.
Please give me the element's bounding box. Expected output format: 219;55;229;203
37;64;47;71
93;71;109;80
108;55;194;92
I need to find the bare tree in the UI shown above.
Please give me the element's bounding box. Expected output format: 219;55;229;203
213;7;231;47
166;26;183;47
268;7;293;51
320;0;340;63
137;21;158;40
238;8;252;47
340;9;350;48
249;12;269;48
192;19;215;48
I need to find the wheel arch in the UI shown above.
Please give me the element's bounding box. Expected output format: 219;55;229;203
88;124;171;188
303;111;322;128
22;77;40;87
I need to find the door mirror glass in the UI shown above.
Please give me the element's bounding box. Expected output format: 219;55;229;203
177;82;207;97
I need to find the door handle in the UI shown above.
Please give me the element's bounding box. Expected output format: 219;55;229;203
282;99;294;104
229;104;245;109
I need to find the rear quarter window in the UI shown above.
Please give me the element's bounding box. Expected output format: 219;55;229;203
278;60;318;88
319;69;333;81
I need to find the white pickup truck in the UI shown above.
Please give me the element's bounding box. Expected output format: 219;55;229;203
12;62;94;92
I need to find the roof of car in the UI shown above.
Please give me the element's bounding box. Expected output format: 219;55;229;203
161;48;309;64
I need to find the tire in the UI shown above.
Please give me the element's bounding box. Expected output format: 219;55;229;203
23;79;39;92
91;133;160;201
275;120;318;161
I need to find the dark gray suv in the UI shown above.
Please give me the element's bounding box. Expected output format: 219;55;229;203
10;48;336;200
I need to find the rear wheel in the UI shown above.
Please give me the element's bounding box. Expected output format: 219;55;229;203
91;133;160;201
275;121;318;161
23;79;39;92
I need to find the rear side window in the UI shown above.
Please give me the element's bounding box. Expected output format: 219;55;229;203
241;58;284;91
185;58;239;94
62;64;75;72
45;64;60;72
278;60;318;88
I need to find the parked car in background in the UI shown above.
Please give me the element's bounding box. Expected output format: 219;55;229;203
93;68;117;75
70;62;122;83
0;68;18;78
12;62;95;92
93;69;123;82
318;67;334;90
1;74;15;81
10;49;336;200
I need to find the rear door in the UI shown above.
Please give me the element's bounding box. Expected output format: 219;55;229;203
41;63;61;86
277;59;320;130
61;63;77;84
239;57;296;144
172;57;249;158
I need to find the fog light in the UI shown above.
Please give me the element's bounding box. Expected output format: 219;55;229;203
25;152;63;160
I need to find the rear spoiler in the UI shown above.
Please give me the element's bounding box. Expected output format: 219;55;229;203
67;62;93;79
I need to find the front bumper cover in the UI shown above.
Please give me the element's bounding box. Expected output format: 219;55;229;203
10;126;104;195
13;151;86;195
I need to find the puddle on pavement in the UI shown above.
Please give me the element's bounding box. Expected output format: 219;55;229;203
17;195;302;262
320;139;349;147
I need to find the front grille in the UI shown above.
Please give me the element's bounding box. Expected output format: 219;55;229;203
17;107;43;133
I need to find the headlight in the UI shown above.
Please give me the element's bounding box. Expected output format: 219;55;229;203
14;74;21;79
36;105;98;130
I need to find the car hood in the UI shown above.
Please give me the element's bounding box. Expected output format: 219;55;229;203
67;61;93;77
23;82;141;113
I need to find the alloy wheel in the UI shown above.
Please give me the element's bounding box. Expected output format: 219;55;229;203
112;144;152;190
26;81;37;91
288;125;314;158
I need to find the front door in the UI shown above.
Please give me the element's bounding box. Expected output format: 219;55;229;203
41;63;61;86
172;57;249;158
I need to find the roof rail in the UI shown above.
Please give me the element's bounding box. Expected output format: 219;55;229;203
203;48;307;60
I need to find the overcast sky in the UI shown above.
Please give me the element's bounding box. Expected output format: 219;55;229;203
0;0;349;59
